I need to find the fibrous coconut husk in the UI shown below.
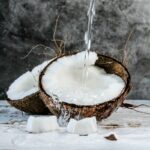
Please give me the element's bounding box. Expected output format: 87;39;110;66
7;92;49;114
39;52;131;120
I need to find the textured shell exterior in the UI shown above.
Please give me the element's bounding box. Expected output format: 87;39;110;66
7;92;50;114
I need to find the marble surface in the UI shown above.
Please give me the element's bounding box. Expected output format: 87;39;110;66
0;0;150;99
0;100;150;149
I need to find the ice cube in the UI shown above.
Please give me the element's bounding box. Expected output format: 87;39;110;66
26;116;59;133
67;117;97;135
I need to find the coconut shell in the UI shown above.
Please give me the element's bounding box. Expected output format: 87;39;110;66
39;53;131;120
7;92;50;114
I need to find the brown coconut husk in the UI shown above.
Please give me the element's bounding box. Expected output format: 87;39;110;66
7;92;49;114
39;52;131;121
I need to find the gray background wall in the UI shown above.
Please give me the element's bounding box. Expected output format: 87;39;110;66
0;0;150;99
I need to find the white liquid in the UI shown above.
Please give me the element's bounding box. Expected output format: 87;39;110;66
84;0;95;52
42;51;125;106
83;0;96;86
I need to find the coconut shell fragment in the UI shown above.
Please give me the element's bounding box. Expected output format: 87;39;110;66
7;92;49;114
39;52;131;120
104;134;117;141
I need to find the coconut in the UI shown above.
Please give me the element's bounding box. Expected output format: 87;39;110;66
67;117;97;135
39;51;131;120
26;116;59;133
7;60;53;114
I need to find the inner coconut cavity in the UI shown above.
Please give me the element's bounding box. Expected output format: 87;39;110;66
42;51;125;105
7;71;38;100
7;60;51;100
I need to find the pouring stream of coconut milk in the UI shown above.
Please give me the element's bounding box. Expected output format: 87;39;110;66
82;0;96;86
57;0;96;125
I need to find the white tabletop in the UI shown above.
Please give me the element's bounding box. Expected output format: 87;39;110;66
0;100;150;150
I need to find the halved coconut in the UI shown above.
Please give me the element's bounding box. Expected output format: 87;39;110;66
39;51;131;120
7;60;53;114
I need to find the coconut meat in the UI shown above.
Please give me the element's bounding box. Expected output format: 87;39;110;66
7;71;38;100
7;60;52;100
42;51;125;105
67;117;97;135
26;116;59;133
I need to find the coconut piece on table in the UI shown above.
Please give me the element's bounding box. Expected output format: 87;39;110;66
6;60;52;114
26;116;59;133
40;51;131;120
67;117;97;135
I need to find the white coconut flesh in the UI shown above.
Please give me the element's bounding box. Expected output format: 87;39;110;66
42;51;125;106
26;116;59;133
67;117;97;135
31;60;51;82
7;60;51;100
